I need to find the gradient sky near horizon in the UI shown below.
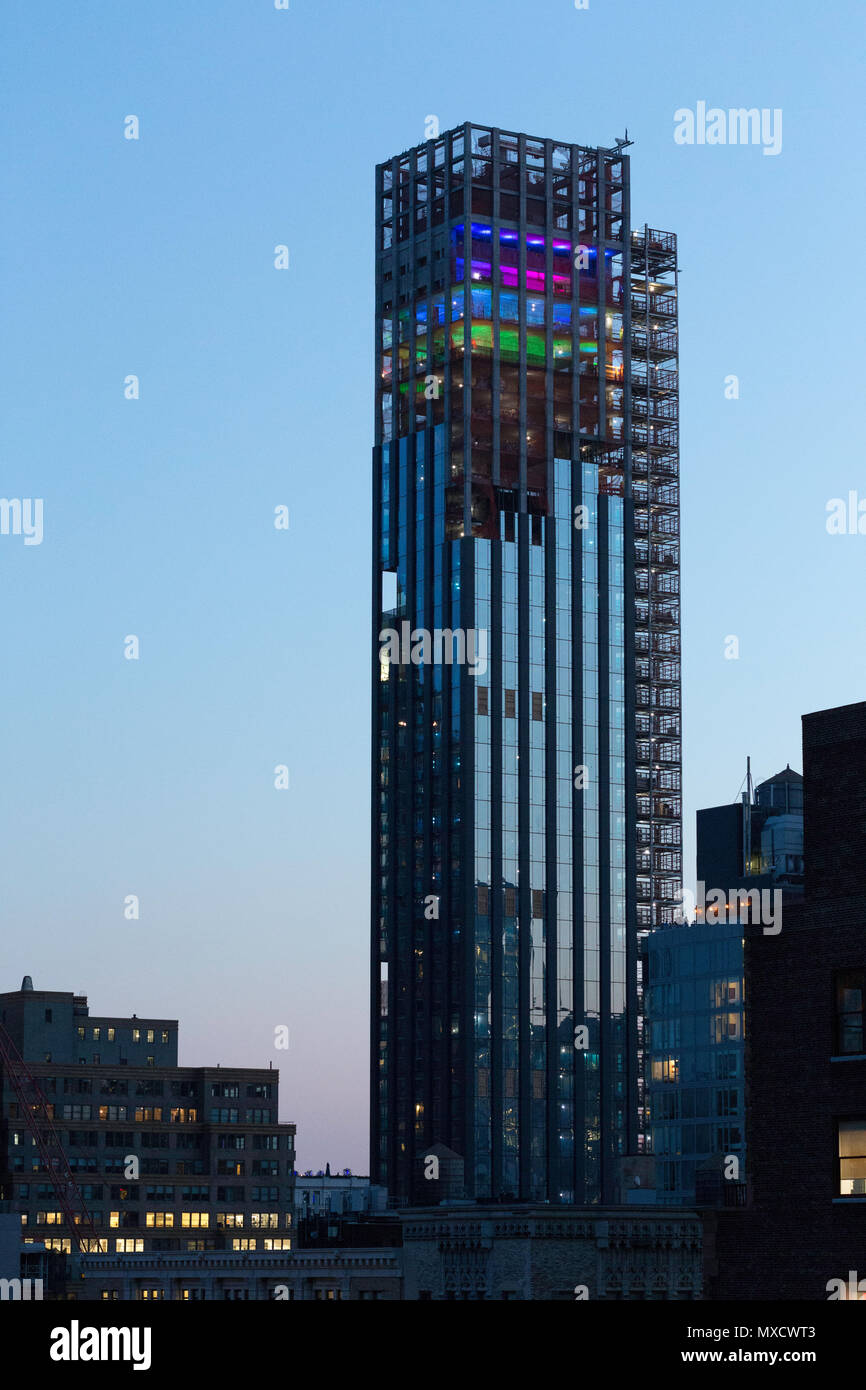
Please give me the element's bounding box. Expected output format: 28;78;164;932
1;0;864;1173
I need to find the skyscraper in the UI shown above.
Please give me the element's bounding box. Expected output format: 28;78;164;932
371;123;681;1205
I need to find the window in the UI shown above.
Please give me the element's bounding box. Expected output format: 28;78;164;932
181;1212;210;1229
232;1239;257;1251
210;1108;239;1124
132;1029;140;1043
477;686;488;716
504;688;516;718
116;1239;144;1253
250;1212;278;1228
136;1079;163;1097
838;1120;866;1195
139;1289;164;1301
161;1031;169;1044
217;1134;245;1150
217;1159;245;1176
64;1078;92;1095
531;691;543;721
146;1030;155;1044
263;1238;292;1251
835;971;865;1055
134;1107;163;1122
216;1213;245;1229
110;1184;139;1202
145;1212;174;1228
211;1083;240;1099
93;1027;101;1041
107;1028;116;1042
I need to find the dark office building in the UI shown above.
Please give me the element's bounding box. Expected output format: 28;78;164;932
371;123;681;1204
0;979;296;1259
707;701;866;1299
696;764;804;897
647;766;803;1204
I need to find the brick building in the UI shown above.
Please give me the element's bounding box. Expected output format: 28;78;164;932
706;700;866;1299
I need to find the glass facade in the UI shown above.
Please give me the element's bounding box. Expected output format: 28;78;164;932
646;921;744;1204
372;125;680;1204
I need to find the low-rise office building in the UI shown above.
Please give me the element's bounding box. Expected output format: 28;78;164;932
0;979;296;1261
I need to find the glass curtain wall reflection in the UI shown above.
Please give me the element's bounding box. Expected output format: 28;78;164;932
371;124;681;1204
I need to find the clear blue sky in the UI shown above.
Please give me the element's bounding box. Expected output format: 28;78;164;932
1;0;864;1171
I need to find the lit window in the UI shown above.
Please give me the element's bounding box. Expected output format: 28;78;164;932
839;1120;866;1196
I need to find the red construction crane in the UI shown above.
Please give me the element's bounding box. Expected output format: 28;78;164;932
0;1023;99;1253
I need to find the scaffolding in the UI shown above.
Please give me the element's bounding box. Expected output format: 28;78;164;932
630;224;682;934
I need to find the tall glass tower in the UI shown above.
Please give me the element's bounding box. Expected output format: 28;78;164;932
371;123;681;1205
